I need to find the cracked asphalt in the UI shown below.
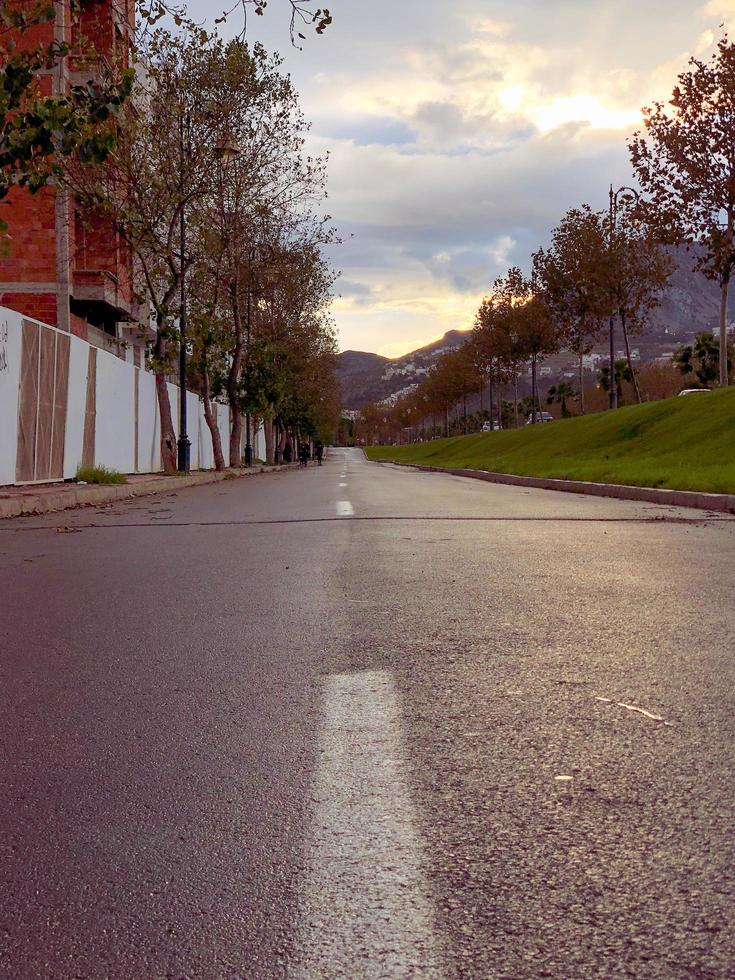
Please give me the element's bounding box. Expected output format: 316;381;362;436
1;448;733;978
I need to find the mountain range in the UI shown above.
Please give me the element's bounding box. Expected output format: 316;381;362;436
337;249;733;411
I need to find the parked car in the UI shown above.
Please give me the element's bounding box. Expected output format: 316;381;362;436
678;388;711;396
526;412;554;424
481;421;503;432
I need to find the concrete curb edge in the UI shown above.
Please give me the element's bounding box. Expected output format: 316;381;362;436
375;461;735;515
0;464;301;521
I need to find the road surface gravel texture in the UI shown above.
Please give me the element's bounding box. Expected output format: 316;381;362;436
0;448;733;979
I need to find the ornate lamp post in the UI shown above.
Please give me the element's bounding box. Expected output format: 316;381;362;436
607;184;640;410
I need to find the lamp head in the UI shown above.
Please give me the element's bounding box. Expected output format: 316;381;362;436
214;136;239;164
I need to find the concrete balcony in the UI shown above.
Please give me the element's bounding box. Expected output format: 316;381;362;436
71;269;134;334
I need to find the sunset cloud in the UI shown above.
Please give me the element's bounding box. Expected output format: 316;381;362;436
190;0;731;357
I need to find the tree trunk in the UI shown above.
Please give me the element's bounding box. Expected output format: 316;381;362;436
444;406;449;438
227;290;245;467
463;394;467;434
153;323;176;474
578;353;585;415
531;358;537;423
201;372;225;471
620;310;642;404
719;276;730;386
155;369;177;474
514;377;519;428
264;416;275;464
489;379;495;432
229;411;242;468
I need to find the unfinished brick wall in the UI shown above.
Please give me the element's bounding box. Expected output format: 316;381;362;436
0;0;135;337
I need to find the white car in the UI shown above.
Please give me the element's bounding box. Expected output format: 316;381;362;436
678;388;710;396
526;412;554;424
481;421;502;432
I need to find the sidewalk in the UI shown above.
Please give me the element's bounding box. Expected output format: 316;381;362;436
0;465;299;520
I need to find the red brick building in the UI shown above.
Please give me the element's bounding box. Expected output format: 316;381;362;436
0;1;140;354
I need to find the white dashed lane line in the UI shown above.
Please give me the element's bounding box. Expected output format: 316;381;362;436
293;670;445;978
336;500;354;517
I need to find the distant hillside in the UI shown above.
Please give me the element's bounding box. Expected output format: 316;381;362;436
338;330;468;410
337;250;735;411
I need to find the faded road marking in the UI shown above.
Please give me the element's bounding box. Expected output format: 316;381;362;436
294;671;445;978
336;500;354;517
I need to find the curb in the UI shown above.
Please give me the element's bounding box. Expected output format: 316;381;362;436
376;462;735;514
0;464;301;521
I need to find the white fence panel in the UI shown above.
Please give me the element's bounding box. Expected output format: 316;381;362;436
138;370;159;473
0;306;258;485
0;309;22;486
95;348;136;473
63;335;89;479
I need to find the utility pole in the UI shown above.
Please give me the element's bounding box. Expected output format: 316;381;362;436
245;277;253;466
608;185;617;411
178;111;191;473
608;183;640;411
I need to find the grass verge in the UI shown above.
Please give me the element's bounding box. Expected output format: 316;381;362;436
365;388;735;494
75;465;128;485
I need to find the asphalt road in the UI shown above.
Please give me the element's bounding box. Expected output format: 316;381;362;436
1;448;734;979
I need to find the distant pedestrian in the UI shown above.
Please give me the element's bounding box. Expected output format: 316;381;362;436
315;440;324;466
298;443;309;468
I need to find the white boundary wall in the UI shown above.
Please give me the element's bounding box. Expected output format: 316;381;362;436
0;307;263;486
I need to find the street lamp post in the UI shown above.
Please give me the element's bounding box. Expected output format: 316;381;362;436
244;246;259;467
177;113;191;473
608;184;640;410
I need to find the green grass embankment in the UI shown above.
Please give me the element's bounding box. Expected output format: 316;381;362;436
365;389;735;493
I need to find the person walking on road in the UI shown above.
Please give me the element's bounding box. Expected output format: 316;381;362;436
298;443;310;468
315;440;324;466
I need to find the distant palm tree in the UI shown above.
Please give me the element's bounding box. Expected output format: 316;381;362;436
546;380;576;417
673;331;732;387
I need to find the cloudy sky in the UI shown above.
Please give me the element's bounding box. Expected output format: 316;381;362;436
189;0;735;357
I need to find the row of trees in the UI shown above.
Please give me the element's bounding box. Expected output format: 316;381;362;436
2;5;341;471
356;33;735;443
358;205;673;442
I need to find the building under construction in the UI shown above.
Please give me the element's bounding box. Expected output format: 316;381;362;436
0;0;143;362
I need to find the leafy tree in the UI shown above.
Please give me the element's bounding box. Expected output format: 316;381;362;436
606;210;673;403
533;206;609;414
63;28;241;472
501;265;559;422
186;38;333;465
471;297;517;428
630;35;735;386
